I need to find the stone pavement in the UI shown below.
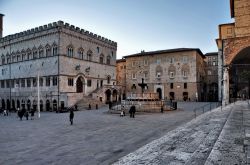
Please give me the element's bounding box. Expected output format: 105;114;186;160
114;101;250;165
0;105;198;165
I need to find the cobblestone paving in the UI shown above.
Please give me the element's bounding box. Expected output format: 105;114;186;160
0;105;198;165
114;104;235;165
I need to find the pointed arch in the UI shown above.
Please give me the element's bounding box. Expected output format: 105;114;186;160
106;55;111;65
45;44;51;57
99;53;104;64
38;45;44;58
78;47;84;59
52;42;58;56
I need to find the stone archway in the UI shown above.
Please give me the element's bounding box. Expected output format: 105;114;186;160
222;37;250;104
7;99;10;110
105;89;112;104
157;88;162;100
76;76;85;93
112;89;118;102
228;46;250;100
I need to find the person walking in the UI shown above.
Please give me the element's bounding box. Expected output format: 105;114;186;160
25;110;29;120
69;109;74;125
129;105;136;118
30;109;35;120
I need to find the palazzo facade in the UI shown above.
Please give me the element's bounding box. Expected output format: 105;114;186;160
117;48;207;101
0;16;117;111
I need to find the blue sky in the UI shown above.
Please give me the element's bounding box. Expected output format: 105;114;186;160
0;0;233;59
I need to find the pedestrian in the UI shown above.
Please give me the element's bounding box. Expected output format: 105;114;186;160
74;104;78;111
109;102;112;110
131;105;136;118
69;109;74;125
25;110;29;120
30;109;35;120
129;105;136;118
88;104;91;110
3;109;7;116
161;105;163;113
96;104;98;110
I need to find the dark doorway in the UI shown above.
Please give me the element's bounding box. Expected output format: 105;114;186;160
40;100;43;111
112;89;118;102
12;100;15;110
157;88;162;100
27;100;31;111
76;77;84;93
183;92;188;101
169;92;175;100
53;100;57;111
7;99;10;110
33;100;37;111
17;100;20;109
46;100;50;111
105;89;111;103
2;99;5;109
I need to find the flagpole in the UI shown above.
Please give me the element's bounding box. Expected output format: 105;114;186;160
38;73;40;118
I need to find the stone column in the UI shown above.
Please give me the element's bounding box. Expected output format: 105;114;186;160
218;50;223;102
223;67;229;105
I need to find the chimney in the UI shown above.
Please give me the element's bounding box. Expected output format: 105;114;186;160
0;14;4;38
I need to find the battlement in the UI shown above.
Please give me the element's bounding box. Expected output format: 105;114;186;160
0;20;117;46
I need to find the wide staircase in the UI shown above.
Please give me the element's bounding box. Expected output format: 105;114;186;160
76;95;106;110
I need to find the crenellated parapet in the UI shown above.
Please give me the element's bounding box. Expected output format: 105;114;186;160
0;21;117;47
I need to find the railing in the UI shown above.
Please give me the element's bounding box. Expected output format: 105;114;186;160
193;102;221;118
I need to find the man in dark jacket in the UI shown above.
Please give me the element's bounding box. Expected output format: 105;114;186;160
69;109;74;125
129;105;136;118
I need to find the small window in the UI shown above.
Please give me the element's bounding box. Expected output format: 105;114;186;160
170;57;174;63
156;59;161;64
170;72;175;78
33;78;37;87
33;51;38;59
27;79;31;87
170;83;173;89
53;76;58;86
184;83;187;89
39;77;43;86
52;45;58;56
97;47;100;53
67;47;74;57
132;73;136;79
182;71;188;77
107;76;111;84
68;78;74;86
6;80;10;88
21;79;25;87
46;77;50;86
78;49;84;59
46;46;51;57
87;80;92;87
87;51;92;61
1;80;5;88
106;56;111;65
39;49;44;58
144;72;148;78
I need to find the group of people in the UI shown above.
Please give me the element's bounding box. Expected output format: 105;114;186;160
17;108;35;121
120;105;136;118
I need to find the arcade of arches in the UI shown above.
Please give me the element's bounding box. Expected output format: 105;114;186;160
223;46;250;103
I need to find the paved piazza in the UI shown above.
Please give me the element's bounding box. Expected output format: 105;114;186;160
0;102;215;165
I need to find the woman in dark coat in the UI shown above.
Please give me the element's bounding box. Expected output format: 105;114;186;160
69;109;74;125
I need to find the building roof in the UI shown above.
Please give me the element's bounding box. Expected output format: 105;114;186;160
205;52;218;56
116;59;126;63
123;48;205;59
0;20;117;46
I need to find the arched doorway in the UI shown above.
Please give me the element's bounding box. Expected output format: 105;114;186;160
7;99;10;110
105;89;111;104
40;100;43;111
21;100;25;109
229;47;250;101
46;100;50;111
183;92;188;101
112;89;118;102
27;100;31;111
169;92;175;100
17;100;20;109
33;100;37;111
76;76;85;93
1;99;5;109
53;100;57;111
157;88;162;100
12;99;15;110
